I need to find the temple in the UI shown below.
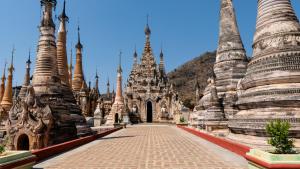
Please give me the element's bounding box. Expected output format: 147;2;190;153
124;21;185;124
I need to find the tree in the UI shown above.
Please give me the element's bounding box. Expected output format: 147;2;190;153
266;120;295;154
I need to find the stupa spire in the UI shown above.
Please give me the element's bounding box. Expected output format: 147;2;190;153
117;51;122;74
159;48;166;76
107;77;110;98
25;50;32;86
72;25;85;92
115;51;124;103
133;46;138;67
1;47;15;110
76;25;83;49
0;62;7;102
217;0;246;60
214;0;248;93
95;69;99;91
143;15;153;55
57;0;70;86
19;50;32;99
69;48;73;87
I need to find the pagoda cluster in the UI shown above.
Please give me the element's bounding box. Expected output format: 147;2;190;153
191;0;300;146
0;0;113;150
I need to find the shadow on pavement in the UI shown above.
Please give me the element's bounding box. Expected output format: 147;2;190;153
98;135;136;140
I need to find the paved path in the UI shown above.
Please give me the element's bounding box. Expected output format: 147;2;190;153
34;125;247;169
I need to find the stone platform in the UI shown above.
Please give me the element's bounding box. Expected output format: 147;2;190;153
34;124;247;169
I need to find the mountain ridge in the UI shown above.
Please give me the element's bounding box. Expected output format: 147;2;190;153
167;51;216;109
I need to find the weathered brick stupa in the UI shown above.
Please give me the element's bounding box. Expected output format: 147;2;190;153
194;0;248;130
6;0;91;150
230;0;300;138
1;52;14;113
106;53;127;125
213;0;248;117
0;63;6;103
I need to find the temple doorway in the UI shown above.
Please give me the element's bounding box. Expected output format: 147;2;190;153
17;134;30;150
115;113;119;123
147;101;153;123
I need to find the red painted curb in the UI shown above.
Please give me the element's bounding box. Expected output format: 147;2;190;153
177;125;251;157
31;127;122;162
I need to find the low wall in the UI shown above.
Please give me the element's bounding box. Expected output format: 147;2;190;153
32;127;121;162
177;125;251;157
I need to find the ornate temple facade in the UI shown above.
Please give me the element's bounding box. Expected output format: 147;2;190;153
124;23;184;124
230;0;300;138
6;0;92;150
191;0;248;131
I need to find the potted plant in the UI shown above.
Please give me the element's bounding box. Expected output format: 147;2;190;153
119;116;127;128
246;120;300;169
177;117;188;126
0;136;36;168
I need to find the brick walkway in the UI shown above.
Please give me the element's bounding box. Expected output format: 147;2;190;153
34;125;247;169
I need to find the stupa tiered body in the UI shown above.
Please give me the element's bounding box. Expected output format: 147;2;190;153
230;0;300;137
194;0;248;130
124;23;184;124
6;0;92;150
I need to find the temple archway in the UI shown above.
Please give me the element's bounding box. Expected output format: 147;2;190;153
17;134;30;150
115;113;119;123
147;101;153;123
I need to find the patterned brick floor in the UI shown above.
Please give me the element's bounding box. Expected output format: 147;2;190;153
34;125;247;169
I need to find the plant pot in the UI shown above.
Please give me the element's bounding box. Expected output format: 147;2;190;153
177;123;188;126
0;151;36;169
113;123;120;128
246;149;300;169
120;123;127;128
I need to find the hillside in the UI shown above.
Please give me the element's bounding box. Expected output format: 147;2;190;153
167;51;216;109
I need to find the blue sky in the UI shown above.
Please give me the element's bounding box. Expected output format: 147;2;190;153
0;0;299;93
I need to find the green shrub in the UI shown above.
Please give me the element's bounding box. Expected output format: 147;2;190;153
0;144;5;155
180;117;186;123
266;120;295;154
